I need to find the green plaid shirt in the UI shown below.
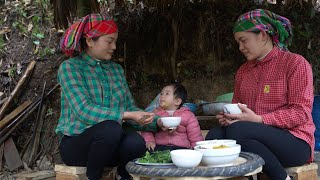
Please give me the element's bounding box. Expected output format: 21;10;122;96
56;53;157;136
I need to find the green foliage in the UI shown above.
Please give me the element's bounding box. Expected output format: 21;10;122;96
32;32;45;39
306;50;320;94
9;0;55;59
30;1;55;59
33;40;40;45
31;24;45;47
137;71;149;84
34;0;52;17
0;35;4;52
12;21;27;34
181;68;195;78
46;108;54;116
39;47;56;58
298;23;312;39
14;4;27;17
32;33;44;39
290;7;320;94
32;15;42;24
8;65;16;78
138;150;172;163
310;7;316;19
97;0;108;6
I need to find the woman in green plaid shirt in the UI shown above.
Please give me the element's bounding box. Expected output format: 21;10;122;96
56;14;161;180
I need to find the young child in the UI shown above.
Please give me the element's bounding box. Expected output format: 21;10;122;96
141;83;204;151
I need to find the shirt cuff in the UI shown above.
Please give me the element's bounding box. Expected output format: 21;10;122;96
119;111;124;121
261;113;274;125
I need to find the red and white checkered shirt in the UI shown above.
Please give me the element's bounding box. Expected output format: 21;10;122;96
233;47;315;161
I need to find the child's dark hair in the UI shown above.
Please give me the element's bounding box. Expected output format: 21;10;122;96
168;82;187;108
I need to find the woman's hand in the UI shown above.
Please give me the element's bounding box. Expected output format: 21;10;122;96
123;111;155;125
216;112;236;126
224;103;263;123
157;118;169;131
156;118;176;133
146;142;156;151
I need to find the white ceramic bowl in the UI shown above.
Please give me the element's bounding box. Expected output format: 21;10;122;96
170;149;202;168
195;139;236;146
194;144;241;167
223;104;242;114
161;117;181;128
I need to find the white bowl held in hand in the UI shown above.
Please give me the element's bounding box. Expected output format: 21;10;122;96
195;139;236;146
223;104;242;114
161;117;181;128
170;149;202;168
194;144;241;167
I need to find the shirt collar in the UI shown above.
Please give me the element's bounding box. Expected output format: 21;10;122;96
248;46;280;67
80;52;113;68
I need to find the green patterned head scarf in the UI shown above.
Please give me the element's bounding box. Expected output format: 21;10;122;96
233;9;293;51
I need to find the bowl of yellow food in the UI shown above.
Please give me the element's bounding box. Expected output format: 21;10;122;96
194;144;241;167
195;139;236;146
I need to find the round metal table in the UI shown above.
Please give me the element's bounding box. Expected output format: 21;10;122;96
126;152;265;180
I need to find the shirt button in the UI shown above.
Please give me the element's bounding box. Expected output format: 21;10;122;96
102;80;106;83
97;62;100;65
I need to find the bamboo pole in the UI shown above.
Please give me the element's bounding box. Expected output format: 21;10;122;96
0;84;59;145
0;97;9;106
23;81;46;166
0;60;36;120
0;100;32;130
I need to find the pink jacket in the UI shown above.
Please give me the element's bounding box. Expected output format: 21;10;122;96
141;107;204;148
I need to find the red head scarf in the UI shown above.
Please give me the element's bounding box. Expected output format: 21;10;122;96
60;14;118;57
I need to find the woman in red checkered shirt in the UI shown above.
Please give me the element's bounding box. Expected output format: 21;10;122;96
206;9;315;180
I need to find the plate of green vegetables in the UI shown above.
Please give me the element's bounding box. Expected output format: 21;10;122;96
135;150;173;166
